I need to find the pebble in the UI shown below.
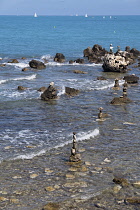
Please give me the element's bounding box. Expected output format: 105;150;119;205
44;168;53;174
10;198;19;204
132;181;140;188
113;185;122;194
0;197;8;202
12;175;22;179
66;174;75;179
45;186;55;192
63;181;87;188
30;174;39;179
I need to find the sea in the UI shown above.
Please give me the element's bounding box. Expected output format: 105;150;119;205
0;15;140;198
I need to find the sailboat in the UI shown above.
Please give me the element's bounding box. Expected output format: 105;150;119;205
34;12;37;17
85;14;88;18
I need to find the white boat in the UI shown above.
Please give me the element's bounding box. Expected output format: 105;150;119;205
85;14;88;18
34;12;37;17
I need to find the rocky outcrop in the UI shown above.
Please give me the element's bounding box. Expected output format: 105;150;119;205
41;82;57;101
110;96;132;105
102;54;129;72
83;44;108;63
29;60;46;69
123;74;139;83
74;58;84;64
65;87;80;96
54;53;65;63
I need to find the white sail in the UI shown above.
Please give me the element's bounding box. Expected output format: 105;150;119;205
34;12;37;17
85;14;88;18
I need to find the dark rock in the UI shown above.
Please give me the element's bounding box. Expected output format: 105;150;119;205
37;87;47;92
110;96;132;105
54;53;65;63
65;87;80;96
22;68;30;71
8;59;19;63
125;46;131;53
97;76;106;80
29;60;46;69
74;58;84;64
17;86;27;91
41;82;57;101
113;177;129;187
69;60;74;64
21;57;26;60
73;70;87;74
130;48;140;58
123;74;139;83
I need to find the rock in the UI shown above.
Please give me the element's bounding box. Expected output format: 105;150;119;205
113;185;122;194
102;54;129;73
8;59;19;63
65;87;80;96
63;181;87;188
30;174;38;179
29;59;46;69
22;68;30;71
113;177;129;187
37;86;47;92
54;53;65;63
123;74;139;83
69;60;74;64
0;64;6;67
73;70;87;74
98;107;109;119
21;57;26;59
112;78;120;90
132;181;140;188
0;196;8;202
42;202;60;210
44;168;53;174
10;198;19;204
45;186;55;192
83;44;107;63
97;76;106;80
66;174;75;179
17;86;27;90
41;82;57;101
74;58;84;64
110;96;132;105
69;153;81;162
125;197;140;204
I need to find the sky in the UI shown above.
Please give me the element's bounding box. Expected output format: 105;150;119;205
0;0;140;16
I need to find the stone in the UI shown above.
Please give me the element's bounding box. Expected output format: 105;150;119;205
97;76;106;80
125;197;140;204
63;181;87;188
113;185;122;194
44;168;53;174
110;96;132;105
29;59;46;69
73;70;87;74
22;68;30;71
102;54;129;73
54;53;65;63
17;86;27;91
132;181;140;188
123;74;139;83
37;87;47;92
8;59;19;63
45;186;55;192
74;58;84;64
41;82;57;101
113;177;129;187
0;64;6;67
30;174;38;179
66;174;75;179
65;87;80;96
0;197;8;202
42;202;60;210
10;198;19;204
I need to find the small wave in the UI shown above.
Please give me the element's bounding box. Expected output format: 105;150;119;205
54;128;99;149
41;54;51;60
57;86;65;96
0;74;37;85
7;62;29;69
12;149;46;160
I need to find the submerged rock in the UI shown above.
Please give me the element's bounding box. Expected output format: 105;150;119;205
17;86;27;90
65;87;80;96
110;96;132;105
123;74;139;83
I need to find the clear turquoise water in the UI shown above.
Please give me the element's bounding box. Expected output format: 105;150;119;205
0;15;140;168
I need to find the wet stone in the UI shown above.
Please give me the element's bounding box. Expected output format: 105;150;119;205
30;174;39;179
66;174;75;179
45;186;55;192
113;185;122;194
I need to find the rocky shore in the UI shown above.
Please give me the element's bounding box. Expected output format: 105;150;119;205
0;44;140;210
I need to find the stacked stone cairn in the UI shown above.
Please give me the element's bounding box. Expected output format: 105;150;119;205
69;132;81;162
